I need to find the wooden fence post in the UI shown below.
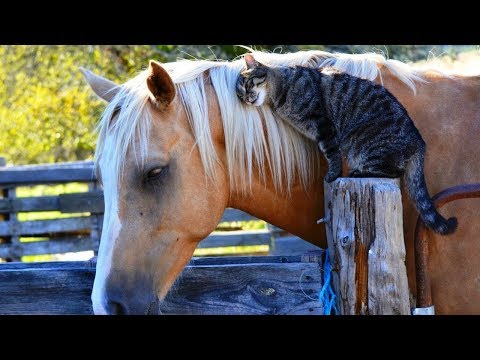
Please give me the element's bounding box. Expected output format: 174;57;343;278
0;158;5;262
323;178;410;315
0;157;21;262
88;180;102;256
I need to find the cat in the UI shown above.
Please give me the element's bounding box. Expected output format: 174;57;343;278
236;54;457;235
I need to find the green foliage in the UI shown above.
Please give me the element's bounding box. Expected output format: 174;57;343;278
0;45;464;166
0;45;159;165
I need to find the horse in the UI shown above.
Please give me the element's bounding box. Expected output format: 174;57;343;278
81;50;480;315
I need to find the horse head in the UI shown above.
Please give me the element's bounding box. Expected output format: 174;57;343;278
82;61;229;314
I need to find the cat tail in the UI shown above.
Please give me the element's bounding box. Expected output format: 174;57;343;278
404;148;458;235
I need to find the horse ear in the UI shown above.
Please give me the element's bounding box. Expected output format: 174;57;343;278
147;60;176;105
244;54;263;69
80;67;120;102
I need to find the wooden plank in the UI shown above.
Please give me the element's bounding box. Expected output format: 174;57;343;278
88;182;102;257
0;216;92;237
0;167;96;186
0;186;7;240
1;255;308;270
324;178;410;315
0;160;94;171
196;230;272;248
270;236;323;256
6;187;21;261
0;256;322;315
0;236;98;258
0;267;95;315
0;186;21;261
0;192;104;214
161;262;322;315
0;196;60;213
0;260;97;270
59;191;104;213
0;198;258;221
1;228;271;258
219;208;258;223
267;223;286;236
190;255;306;266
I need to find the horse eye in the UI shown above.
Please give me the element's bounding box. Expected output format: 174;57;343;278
147;167;163;179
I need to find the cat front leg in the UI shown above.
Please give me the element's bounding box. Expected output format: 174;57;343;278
318;140;342;183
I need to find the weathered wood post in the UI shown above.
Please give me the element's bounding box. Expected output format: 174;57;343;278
0;157;5;255
323;178;410;315
88;178;102;256
0;157;22;262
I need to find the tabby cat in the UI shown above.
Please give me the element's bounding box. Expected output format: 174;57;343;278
236;54;457;235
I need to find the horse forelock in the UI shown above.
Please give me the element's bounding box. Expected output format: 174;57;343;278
94;71;151;175
94;49;430;196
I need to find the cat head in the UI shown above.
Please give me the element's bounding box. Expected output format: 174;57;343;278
236;54;269;106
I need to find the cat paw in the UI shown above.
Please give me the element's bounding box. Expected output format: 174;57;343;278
348;169;361;177
325;173;340;183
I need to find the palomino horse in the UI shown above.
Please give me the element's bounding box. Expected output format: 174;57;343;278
82;50;480;315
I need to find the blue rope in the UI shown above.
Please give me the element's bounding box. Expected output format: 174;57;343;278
319;250;338;315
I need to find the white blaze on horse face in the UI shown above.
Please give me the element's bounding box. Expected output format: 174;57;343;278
91;135;123;315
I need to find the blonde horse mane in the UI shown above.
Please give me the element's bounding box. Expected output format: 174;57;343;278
95;49;426;195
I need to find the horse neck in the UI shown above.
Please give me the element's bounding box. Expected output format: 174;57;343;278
199;77;327;246
221;125;327;246
228;174;326;246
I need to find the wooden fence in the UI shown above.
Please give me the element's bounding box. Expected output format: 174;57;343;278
0;160;320;261
0;252;324;315
0;158;411;315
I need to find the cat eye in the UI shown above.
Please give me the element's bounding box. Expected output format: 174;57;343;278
253;77;266;86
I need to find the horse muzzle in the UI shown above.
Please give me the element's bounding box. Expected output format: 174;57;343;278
103;297;160;315
97;274;160;315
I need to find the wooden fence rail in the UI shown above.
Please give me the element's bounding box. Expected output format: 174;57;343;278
0;252;324;315
0;160;320;260
0;158;413;315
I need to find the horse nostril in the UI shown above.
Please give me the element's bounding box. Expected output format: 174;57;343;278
105;301;127;315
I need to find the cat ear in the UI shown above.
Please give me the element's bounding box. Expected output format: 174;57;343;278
245;54;263;69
